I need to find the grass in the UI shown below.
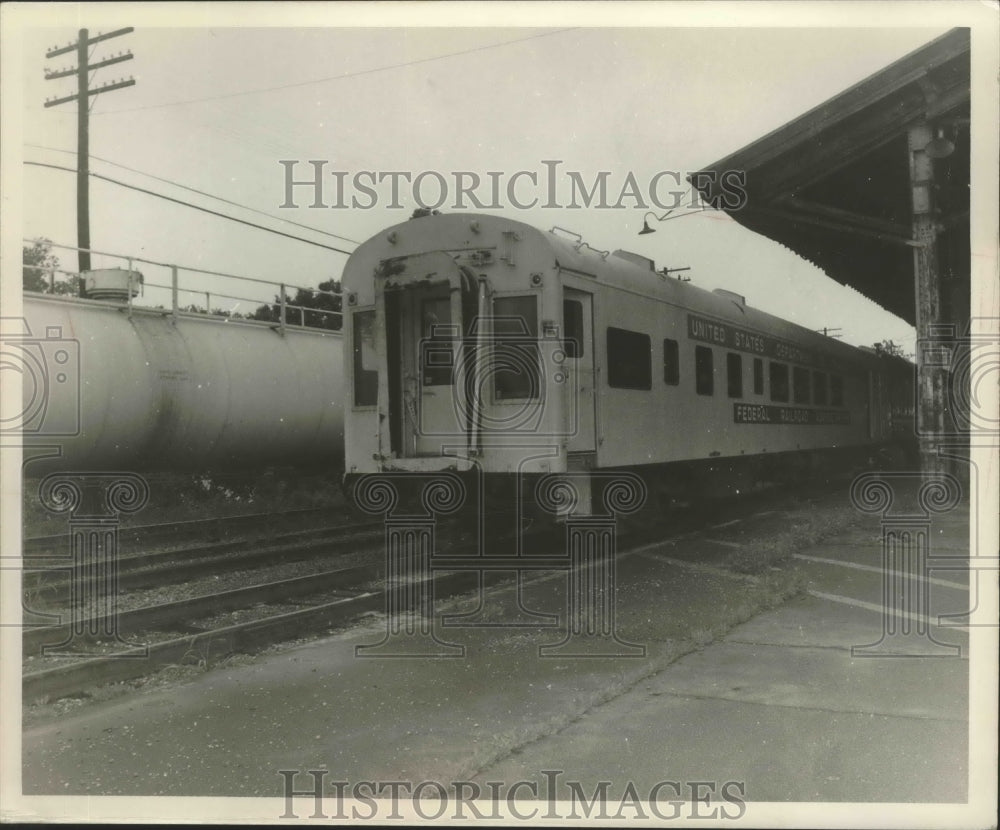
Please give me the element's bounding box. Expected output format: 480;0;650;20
725;502;866;575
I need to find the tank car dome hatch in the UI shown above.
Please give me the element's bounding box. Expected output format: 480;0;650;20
83;268;143;301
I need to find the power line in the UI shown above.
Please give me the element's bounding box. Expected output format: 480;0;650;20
25;160;353;256
89;28;577;115
26;143;360;245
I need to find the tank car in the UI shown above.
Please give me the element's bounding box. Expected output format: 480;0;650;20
341;213;914;512
12;293;344;475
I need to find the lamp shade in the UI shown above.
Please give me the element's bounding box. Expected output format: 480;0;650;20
925;127;955;159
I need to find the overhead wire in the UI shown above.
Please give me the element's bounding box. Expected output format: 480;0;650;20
24;160;353;256
25;143;361;245
90;28;578;115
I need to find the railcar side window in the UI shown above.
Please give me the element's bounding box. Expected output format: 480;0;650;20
793;367;810;404
563;299;584;359
830;374;844;407
663;338;679;386
607;327;652;390
753;358;764;395
769;362;789;402
695;346;714;396
493;296;540;400
352;310;378;407
813;370;828;405
726;353;743;398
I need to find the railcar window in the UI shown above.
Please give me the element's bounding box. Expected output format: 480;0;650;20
563;299;584;359
830;374;844;407
421;297;454;386
753;358;764;395
726;353;743;398
793;367;810;404
352;310;378;407
813;370;828;405
769;362;789;402
607;327;652;390
493;296;540;400
663;338;679;386
695;346;714;396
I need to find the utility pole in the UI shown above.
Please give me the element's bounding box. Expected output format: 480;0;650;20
43;28;135;278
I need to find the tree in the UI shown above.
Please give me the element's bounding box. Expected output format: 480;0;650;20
22;238;58;292
251;279;342;330
211;307;247;319
873;339;911;359
22;239;82;295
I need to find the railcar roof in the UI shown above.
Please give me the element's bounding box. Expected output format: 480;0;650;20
458;213;879;368
349;212;894;369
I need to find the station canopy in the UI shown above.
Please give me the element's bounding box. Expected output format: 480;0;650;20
690;29;970;327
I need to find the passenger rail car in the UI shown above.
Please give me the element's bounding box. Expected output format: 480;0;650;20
342;213;913;511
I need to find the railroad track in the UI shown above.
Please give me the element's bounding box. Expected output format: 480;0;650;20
22;522;564;701
23;520;383;595
21;479;854;704
23;505;340;558
21;528;388;655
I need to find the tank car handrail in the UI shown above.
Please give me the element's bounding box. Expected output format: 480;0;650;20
162;309;344;333
23;239;344;297
138;280;343;318
23;239;345;332
23;284;343;325
22;290;343;335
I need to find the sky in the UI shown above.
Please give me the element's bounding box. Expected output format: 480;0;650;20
5;6;975;353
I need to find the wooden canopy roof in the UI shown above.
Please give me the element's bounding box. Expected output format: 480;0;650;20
689;29;970;327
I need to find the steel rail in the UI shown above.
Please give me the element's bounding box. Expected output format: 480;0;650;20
24;506;347;556
24;522;384;594
23;562;379;654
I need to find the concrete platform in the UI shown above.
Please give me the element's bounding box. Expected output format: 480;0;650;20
474;592;968;802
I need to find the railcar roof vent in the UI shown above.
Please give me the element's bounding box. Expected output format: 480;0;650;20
713;288;746;307
611;250;655;271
